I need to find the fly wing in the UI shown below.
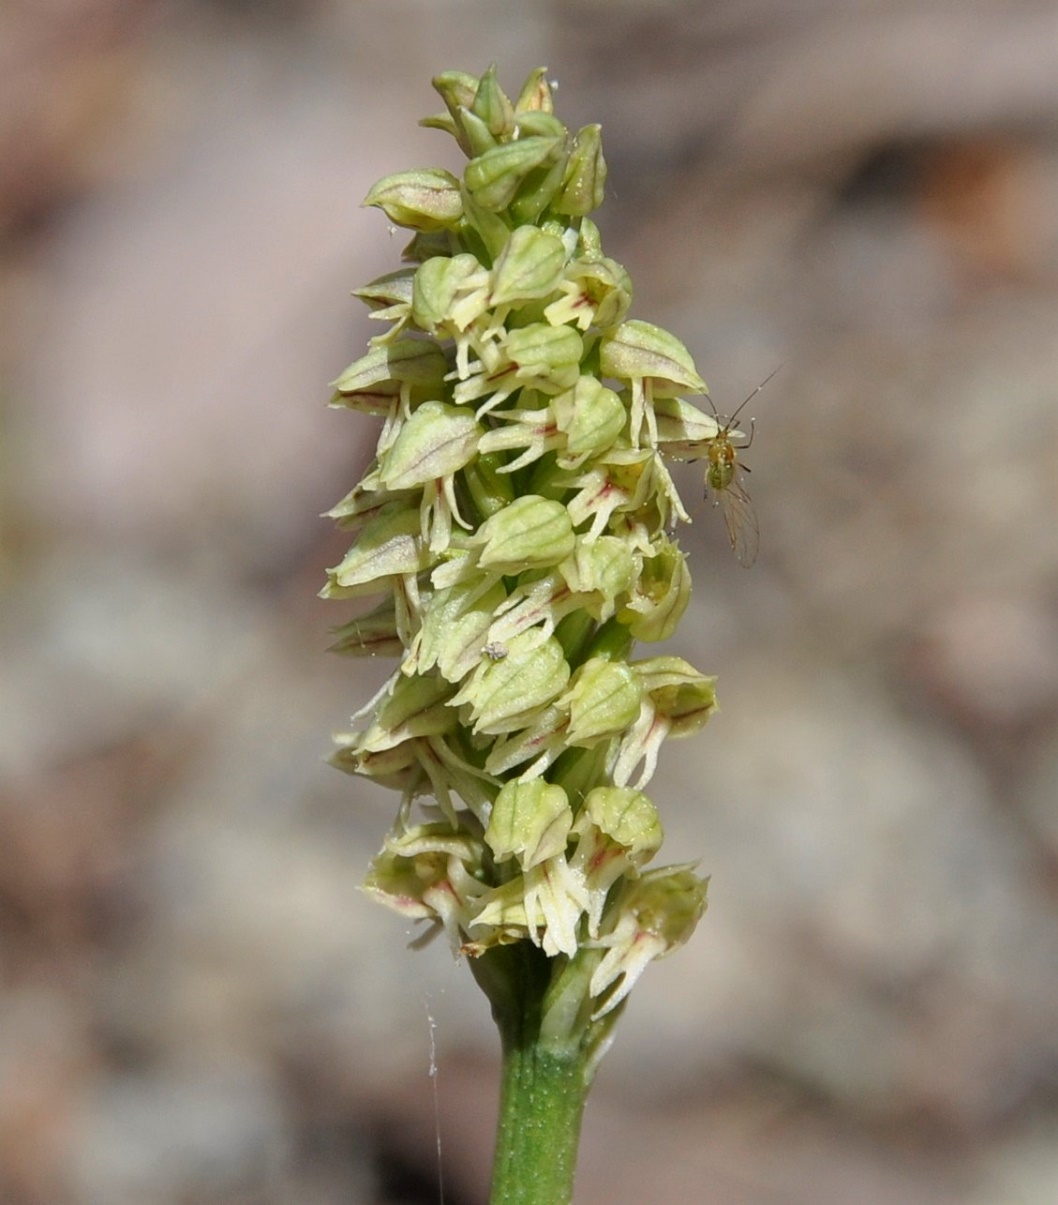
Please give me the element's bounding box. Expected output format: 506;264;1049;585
717;475;759;567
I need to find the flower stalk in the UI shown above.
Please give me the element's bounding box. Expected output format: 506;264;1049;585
326;65;723;1204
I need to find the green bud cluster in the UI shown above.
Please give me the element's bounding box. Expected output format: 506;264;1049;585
326;66;719;1031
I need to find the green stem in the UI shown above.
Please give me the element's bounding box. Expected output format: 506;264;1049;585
472;945;591;1205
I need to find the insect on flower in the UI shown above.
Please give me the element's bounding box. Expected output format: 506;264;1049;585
700;368;780;568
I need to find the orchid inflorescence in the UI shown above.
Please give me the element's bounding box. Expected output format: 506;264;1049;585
325;65;720;1049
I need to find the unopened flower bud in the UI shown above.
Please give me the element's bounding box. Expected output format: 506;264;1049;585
454;106;500;157
552;124;607;216
464;136;564;212
508;164;570;225
514;67;555;115
470;63;516;138
363;168;463;231
429;69;480;127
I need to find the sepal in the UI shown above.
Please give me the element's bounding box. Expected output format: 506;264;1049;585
485;779;572;870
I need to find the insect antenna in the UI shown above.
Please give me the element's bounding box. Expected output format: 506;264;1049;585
725;363;783;426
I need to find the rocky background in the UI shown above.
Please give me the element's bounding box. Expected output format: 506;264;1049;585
2;2;1058;1202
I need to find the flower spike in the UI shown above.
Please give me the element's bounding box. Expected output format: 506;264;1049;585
326;74;728;1145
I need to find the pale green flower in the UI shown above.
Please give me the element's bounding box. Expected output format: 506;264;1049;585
588;867;708;1018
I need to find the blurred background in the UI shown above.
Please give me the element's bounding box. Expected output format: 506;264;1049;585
2;1;1058;1201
